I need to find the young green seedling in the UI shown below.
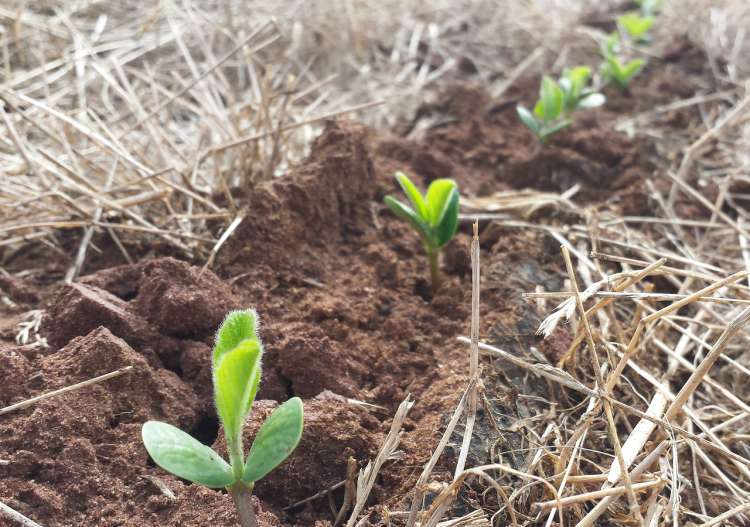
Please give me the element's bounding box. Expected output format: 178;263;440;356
384;171;459;294
600;33;646;91
559;66;606;113
142;310;303;527
617;11;654;43
516;76;571;143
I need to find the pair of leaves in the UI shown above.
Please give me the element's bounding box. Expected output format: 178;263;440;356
142;398;303;488
603;56;646;90
142;310;304;489
617;11;654;41
384;172;459;250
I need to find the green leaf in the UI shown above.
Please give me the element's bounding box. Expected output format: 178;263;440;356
617;12;654;39
517;105;541;135
243;397;304;483
214;310;259;364
394;172;428;220
435;187;459;248
214;340;262;446
538;76;563;122
622;59;646;82
142;421;235;488
384;196;433;244
425;179;458;227
562;66;591;105
578;93;606;109
540;120;571;142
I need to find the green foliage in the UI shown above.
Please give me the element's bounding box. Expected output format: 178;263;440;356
517;71;604;143
559;67;606;113
617;11;654;42
600;33;647;91
142;310;304;524
384;171;459;292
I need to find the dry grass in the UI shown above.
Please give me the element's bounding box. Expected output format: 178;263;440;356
3;1;750;526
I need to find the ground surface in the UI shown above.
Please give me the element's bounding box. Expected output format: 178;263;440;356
0;32;732;527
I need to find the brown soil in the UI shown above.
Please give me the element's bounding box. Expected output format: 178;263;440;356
0;37;714;527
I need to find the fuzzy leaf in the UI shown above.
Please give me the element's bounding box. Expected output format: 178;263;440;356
243;397;304;483
384;196;433;244
214;310;259;364
142;421;235;488
517;105;541;135
425;179;458;228
214;340;262;446
435;187;459;248
394;172;428;220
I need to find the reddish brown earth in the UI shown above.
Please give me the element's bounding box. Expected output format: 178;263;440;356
0;38;714;526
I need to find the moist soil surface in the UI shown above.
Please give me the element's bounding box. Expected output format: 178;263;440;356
0;39;713;526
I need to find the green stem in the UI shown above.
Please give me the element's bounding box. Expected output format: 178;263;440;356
228;433;245;481
229;481;256;527
428;247;441;295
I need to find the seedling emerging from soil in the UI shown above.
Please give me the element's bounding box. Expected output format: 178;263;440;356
617;11;654;42
517;71;603;144
142;310;303;527
559;66;606;113
600;34;646;91
384;171;459;293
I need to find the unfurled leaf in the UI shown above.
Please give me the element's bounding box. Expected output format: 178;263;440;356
622;59;646;82
214;310;259;364
435;187;459;248
395;171;428;219
537;76;564;122
142;421;235;488
425;179;458;227
214;340;262;445
517;105;540;134
243;397;304;483
384;196;433;243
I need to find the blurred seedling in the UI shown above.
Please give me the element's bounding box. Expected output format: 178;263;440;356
600;33;647;91
384;172;459;294
617;11;655;43
142;310;303;527
517;71;604;143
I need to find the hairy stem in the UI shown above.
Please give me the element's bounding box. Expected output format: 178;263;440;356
229;481;256;527
428;247;441;295
228;434;245;481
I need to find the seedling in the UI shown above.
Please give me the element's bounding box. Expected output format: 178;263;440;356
600;34;646;91
384;171;459;293
516;76;571;143
559;66;606;113
617;11;654;42
142;310;303;527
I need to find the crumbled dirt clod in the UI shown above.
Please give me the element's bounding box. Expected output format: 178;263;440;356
44;282;153;350
135;257;238;339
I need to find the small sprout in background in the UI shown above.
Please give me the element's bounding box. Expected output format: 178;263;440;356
600;33;647;92
384;171;459;294
516;76;571;143
559;66;606;113
617;11;654;43
517;71;604;144
142;310;303;527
